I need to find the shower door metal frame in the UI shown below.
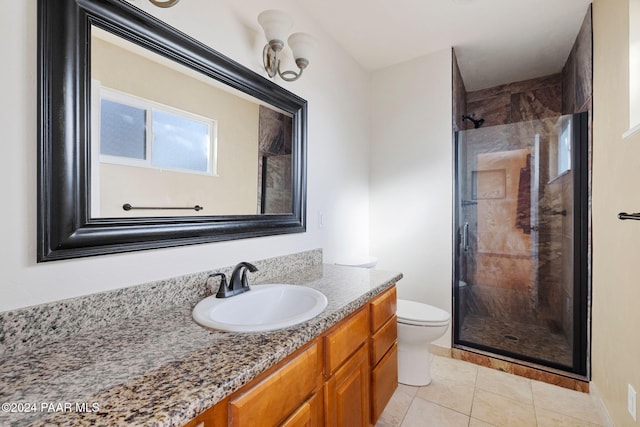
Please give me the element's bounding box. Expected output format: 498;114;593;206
452;112;590;380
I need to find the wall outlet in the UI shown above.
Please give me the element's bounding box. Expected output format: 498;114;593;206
629;384;637;421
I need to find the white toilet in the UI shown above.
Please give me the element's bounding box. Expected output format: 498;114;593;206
335;256;450;386
335;255;378;268
396;299;450;386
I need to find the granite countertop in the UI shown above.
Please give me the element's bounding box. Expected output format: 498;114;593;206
0;264;402;426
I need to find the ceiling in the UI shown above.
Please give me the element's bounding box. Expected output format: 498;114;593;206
297;0;592;91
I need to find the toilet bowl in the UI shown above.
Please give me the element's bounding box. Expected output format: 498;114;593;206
396;299;450;386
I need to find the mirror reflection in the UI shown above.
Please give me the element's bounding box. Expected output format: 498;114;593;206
90;27;293;218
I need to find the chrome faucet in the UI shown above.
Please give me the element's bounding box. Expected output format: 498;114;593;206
212;262;258;298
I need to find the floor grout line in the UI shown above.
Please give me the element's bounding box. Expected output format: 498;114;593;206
379;355;603;427
468;382;478;426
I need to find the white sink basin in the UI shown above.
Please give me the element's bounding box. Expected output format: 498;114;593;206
192;284;328;332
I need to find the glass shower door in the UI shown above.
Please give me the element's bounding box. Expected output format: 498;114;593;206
453;113;588;377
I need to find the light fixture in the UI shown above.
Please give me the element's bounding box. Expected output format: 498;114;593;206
258;10;316;82
148;0;179;8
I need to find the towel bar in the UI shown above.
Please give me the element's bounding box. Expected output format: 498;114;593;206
618;212;640;220
122;203;203;212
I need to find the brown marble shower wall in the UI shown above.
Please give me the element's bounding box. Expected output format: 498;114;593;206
452;49;467;133
562;5;593;115
474;149;533;291
455;4;592;336
465;74;563;130
556;5;592;341
459;119;562;325
536;145;574;335
257;106;293;214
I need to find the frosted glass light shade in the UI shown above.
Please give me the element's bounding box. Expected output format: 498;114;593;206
288;32;316;61
258;10;293;43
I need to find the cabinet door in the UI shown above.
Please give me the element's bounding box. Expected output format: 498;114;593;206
324;344;370;427
280;391;323;427
371;343;398;423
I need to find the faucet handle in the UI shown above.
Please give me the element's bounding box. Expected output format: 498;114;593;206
207;272;228;298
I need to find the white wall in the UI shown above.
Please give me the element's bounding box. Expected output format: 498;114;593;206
0;0;371;312
629;0;640;133
370;49;454;346
592;0;640;424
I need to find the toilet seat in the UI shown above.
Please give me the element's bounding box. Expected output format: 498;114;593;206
397;299;450;327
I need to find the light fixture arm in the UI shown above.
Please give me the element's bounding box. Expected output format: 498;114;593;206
262;43;308;82
279;57;308;82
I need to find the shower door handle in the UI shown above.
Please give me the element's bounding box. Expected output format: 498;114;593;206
462;222;469;253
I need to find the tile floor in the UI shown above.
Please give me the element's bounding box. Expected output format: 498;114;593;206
376;355;605;427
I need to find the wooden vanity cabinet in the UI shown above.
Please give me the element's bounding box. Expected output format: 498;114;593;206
369;287;398;424
324;344;369;426
183;285;397;427
280;391;324;427
228;342;323;427
183;341;322;427
324;307;370;426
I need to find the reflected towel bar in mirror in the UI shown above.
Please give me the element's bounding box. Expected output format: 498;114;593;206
618;212;640;220
123;203;203;212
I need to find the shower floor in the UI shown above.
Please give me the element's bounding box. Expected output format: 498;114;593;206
458;313;573;367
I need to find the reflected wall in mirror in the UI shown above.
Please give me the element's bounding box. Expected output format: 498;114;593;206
38;0;307;261
91;27;293;217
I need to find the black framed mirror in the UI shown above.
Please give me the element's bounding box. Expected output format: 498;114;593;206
37;0;307;262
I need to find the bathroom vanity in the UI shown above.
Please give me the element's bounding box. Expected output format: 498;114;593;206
0;251;401;426
184;285;398;426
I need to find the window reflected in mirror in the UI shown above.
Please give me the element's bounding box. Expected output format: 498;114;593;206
100;91;216;175
90;26;293;218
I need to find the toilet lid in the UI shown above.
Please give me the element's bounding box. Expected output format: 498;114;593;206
397;299;450;326
335;255;378;268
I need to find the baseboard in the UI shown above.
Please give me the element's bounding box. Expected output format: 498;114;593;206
429;343;452;358
589;382;615;427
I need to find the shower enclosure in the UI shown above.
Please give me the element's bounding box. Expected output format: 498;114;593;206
454;112;589;377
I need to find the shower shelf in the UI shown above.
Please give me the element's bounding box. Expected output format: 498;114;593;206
618;212;640;220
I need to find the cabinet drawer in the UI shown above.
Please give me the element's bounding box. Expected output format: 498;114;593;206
182;405;217;427
370;315;397;366
371;343;398;424
324;307;368;375
370;286;397;333
280;391;323;427
229;341;322;427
